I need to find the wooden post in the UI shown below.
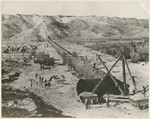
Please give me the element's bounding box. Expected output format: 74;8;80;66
106;96;110;107
122;54;126;95
143;86;146;97
123;55;138;94
93;63;96;68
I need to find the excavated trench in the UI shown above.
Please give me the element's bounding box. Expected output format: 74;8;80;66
2;84;71;117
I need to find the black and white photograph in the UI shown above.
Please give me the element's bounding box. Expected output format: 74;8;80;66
1;0;149;118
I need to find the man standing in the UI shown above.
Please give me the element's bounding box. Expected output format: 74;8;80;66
30;80;33;88
35;73;38;79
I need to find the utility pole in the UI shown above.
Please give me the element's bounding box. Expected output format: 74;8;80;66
123;55;138;94
122;53;126;95
120;46;127;96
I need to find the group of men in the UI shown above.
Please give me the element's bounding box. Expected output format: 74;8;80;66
3;45;28;53
35;73;51;87
30;73;65;88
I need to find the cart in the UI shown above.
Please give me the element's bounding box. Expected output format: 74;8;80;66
129;93;149;109
79;92;98;109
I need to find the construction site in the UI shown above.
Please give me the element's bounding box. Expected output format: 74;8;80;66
1;12;149;118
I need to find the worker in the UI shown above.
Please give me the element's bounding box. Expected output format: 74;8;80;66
71;68;74;73
143;86;146;97
44;79;48;87
39;76;41;83
30;80;33;88
35;73;38;79
40;64;43;70
60;75;65;80
93;63;96;68
96;68;99;74
67;64;71;71
41;77;44;83
49;76;53;82
85;98;90;109
36;80;38;85
47;81;51;87
12;47;14;51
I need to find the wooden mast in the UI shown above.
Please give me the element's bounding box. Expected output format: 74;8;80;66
120;46;127;95
123;55;138;94
122;53;126;95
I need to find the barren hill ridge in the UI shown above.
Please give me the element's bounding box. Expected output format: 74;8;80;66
2;14;149;42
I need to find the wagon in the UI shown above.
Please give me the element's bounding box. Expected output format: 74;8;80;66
129;97;149;109
79;92;98;109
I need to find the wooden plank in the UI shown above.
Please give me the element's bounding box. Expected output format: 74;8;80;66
79;92;97;98
109;98;129;102
103;94;129;99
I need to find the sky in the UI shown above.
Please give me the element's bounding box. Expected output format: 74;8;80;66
1;0;150;19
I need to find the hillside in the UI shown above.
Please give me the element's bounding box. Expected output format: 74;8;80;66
2;14;149;43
